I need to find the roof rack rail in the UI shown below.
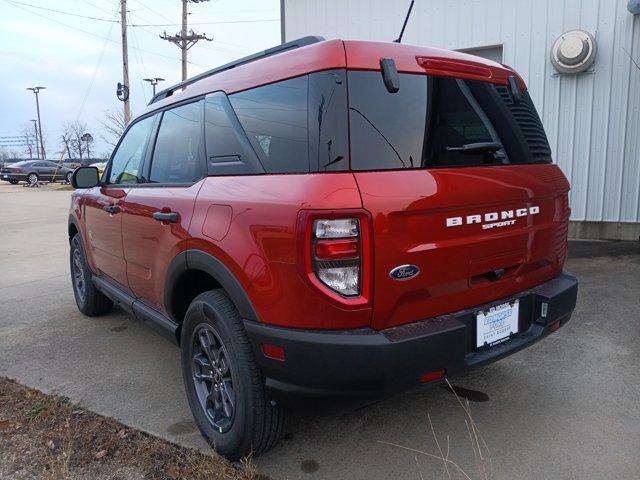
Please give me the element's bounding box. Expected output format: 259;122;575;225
148;35;326;105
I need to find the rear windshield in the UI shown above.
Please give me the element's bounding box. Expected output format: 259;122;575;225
348;71;552;170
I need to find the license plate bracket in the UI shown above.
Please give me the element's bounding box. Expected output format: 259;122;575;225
476;300;519;348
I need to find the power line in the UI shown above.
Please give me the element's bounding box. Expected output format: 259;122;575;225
4;0;204;66
130;19;279;27
3;0;118;22
76;4;120;121
160;0;213;81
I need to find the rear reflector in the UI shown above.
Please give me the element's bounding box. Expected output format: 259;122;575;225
262;343;286;361
421;369;446;384
315;238;360;259
549;320;561;332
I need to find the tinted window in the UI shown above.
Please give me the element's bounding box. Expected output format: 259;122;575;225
348;71;554;170
308;69;349;172
204;92;263;175
426;78;500;167
229;76;308;173
108;115;155;184
348;71;427;170
149;101;204;184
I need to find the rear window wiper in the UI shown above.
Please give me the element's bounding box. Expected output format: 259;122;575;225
445;142;504;153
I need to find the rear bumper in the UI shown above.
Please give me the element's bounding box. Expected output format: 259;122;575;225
1;173;25;181
244;272;578;398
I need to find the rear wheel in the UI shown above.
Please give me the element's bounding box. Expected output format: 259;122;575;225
70;233;113;316
27;173;38;185
181;290;287;460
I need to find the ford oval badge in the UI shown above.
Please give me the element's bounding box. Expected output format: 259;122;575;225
389;264;420;281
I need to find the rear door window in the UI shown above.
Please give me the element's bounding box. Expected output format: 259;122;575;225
204;92;264;175
148;101;204;184
229;76;308;173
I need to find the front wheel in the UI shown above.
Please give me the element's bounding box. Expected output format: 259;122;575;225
181;290;287;460
70;233;113;316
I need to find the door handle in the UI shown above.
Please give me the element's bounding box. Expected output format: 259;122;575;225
153;211;179;223
102;205;120;215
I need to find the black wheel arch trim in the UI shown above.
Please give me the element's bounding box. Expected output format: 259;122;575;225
68;214;82;241
164;249;260;324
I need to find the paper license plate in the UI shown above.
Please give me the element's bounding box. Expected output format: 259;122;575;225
476;300;519;348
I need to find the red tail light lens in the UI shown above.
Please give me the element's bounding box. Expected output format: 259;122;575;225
312;218;361;297
314;238;360;259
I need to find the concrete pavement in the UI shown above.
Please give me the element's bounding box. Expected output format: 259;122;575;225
1;183;639;479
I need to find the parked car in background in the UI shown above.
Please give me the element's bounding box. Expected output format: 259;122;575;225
1;160;74;185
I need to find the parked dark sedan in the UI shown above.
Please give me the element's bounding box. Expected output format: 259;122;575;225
1;160;74;185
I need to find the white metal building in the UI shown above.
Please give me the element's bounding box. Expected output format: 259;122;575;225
281;0;640;240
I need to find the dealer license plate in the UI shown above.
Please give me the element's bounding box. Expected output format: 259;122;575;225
476;300;519;348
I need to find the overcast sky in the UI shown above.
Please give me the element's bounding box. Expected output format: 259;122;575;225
0;0;280;159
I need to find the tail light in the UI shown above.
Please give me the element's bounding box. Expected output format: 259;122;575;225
9;168;22;173
312;218;361;297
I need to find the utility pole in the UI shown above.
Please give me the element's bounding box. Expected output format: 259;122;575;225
120;0;131;125
143;77;165;96
160;0;213;81
30;119;40;159
27;87;46;159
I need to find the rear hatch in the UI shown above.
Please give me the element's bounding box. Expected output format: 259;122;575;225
346;55;570;330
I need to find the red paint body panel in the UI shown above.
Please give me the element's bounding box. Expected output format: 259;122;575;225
354;164;570;330
189;174;370;329
122;183;201;313
82;186;130;290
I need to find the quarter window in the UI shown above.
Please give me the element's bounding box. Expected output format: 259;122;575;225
229;76;308;173
149;101;204;184
108;115;155;184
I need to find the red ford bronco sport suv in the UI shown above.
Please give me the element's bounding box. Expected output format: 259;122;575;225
69;37;578;459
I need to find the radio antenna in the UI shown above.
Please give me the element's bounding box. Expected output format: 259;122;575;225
394;0;415;43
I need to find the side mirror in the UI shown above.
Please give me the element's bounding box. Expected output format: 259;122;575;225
71;166;100;189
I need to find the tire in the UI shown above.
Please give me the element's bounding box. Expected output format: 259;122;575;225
27;172;38;185
70;233;113;316
9;180;18;185
181;290;287;460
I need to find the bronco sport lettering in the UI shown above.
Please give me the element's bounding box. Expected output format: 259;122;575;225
67;36;578;460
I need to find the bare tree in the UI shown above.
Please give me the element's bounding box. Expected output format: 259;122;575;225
60;129;73;160
19;124;38;158
61;121;89;159
99;108;127;152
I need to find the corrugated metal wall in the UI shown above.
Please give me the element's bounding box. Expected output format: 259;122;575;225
284;0;640;223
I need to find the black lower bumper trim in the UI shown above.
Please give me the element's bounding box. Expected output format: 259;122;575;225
244;272;578;398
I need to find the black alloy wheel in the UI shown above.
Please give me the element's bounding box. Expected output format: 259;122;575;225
191;324;236;433
71;245;86;303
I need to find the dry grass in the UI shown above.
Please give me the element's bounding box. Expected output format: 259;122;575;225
378;378;493;480
0;377;269;480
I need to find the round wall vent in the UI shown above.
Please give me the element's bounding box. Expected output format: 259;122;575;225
551;30;597;74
